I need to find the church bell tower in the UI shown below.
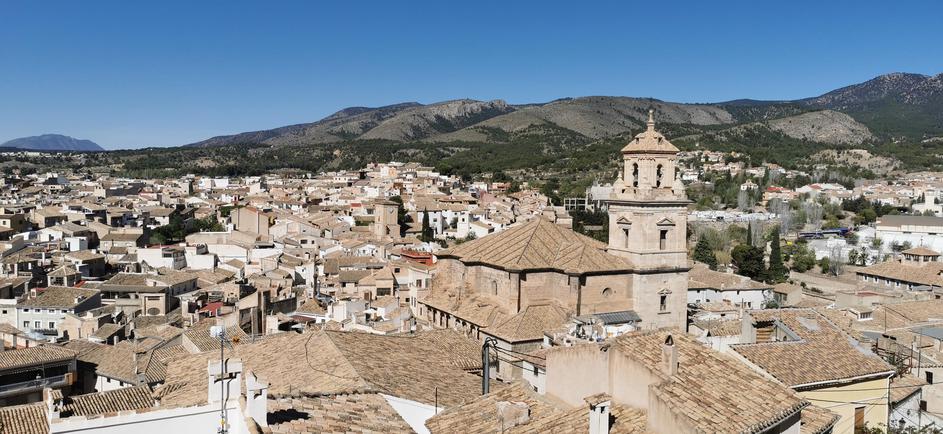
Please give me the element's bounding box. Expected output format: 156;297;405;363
607;109;690;329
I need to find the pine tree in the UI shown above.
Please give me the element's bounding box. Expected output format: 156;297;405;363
767;228;788;283
693;237;718;270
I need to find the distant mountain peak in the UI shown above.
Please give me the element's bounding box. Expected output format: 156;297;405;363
1;134;104;152
184;71;942;148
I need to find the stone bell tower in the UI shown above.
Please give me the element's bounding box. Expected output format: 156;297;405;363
373;199;401;239
607;109;690;329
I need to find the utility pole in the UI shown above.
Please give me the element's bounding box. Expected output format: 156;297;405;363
211;326;229;434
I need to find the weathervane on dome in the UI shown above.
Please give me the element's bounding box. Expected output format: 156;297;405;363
647;108;655;131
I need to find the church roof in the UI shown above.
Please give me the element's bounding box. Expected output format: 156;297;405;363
438;218;631;274
621;109;680;154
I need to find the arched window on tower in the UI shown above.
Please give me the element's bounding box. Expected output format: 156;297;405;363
656;164;664;188
491;281;498;296
632;163;639;188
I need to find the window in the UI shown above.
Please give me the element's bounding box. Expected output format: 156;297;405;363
48;322;55;329
659;295;667;312
34;321;40;329
623;228;630;249
602;288;612;298
23;321;29;328
22;308;28;313
921;400;928;411
1;310;6;314
533;365;539;376
632;163;639;188
659;230;668;250
927;371;934;384
656;164;663;187
854;406;865;433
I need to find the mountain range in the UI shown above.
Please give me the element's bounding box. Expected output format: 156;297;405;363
1;134;104;152
186;72;943;149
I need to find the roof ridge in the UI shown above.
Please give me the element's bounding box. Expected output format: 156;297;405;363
513;218;548;268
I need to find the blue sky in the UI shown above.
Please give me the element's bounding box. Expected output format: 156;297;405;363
1;1;941;149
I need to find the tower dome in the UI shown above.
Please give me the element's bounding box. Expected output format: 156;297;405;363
621;109;680;154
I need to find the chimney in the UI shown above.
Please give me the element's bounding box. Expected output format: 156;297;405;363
207;359;243;404
661;335;678;377
43;388;61;421
244;370;268;427
496;401;530;431
586;394;612;434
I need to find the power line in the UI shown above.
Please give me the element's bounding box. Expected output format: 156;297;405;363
495;355;528;371
493;346;545;360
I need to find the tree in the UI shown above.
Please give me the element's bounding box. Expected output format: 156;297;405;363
541;178;561;205
828;246;846;275
790;244;816;272
693;237;718;270
746;221;754;247
846;232;859;246
853;208;878;226
420;208;434;242
732;244;766;281
848;249;859;265
818;257;831;274
767;229;788;283
822;215;841;230
805;202;824;230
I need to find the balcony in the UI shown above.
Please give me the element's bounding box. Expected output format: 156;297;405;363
0;373;72;398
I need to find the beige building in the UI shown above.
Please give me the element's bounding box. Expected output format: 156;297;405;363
730;309;895;433
531;329;838;434
421;111;690;332
606;109;690;329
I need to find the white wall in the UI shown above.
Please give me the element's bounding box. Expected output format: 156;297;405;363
687;288;768;309
382;394;439;434
51;403;249;434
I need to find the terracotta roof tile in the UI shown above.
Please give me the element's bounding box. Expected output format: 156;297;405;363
731;309;894;387
439;218;631;274
267;394;413;433
483;303;570;343
614;330;807;433
0;403;46;434
0;345;76;371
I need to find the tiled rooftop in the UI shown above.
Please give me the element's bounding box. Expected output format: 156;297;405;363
731;309;894;387
439;217;632;274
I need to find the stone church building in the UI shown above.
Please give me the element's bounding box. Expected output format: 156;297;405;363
420;110;690;333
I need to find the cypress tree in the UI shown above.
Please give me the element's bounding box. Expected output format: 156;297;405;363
767;228;788;283
421;208;433;242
